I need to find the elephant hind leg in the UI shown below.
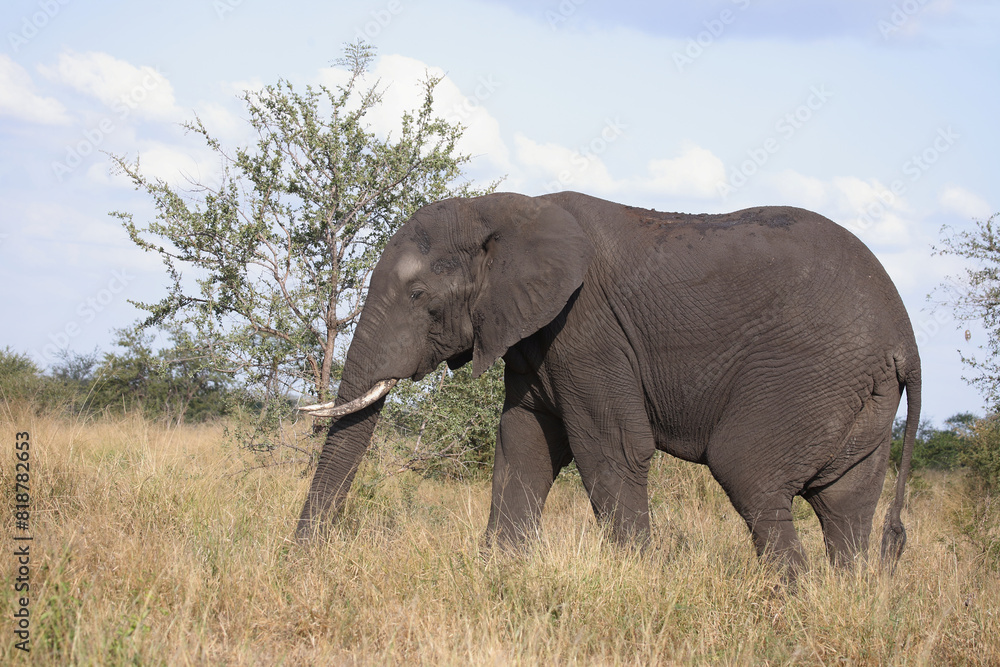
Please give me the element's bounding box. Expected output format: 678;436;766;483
802;444;891;568
802;486;877;568
732;496;807;573
802;393;896;567
705;412;812;574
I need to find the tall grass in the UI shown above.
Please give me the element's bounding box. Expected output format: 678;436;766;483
2;404;998;664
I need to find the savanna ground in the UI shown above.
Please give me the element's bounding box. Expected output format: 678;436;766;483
2;403;999;665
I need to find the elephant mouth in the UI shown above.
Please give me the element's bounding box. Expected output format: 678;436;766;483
298;378;399;418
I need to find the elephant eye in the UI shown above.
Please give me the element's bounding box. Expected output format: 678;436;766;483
410;289;424;301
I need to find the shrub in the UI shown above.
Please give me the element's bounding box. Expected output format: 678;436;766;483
0;346;41;402
381;361;505;479
962;415;1000;491
890;413;976;471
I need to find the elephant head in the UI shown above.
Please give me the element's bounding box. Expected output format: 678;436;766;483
295;193;594;541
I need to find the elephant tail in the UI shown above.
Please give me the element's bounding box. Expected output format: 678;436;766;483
880;363;921;571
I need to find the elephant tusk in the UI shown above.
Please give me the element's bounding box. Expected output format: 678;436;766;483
298;379;398;418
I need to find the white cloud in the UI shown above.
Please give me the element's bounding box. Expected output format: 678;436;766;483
320;54;436;138
513;133;617;194
13;201;158;278
513;135;727;200
751;171;918;248
317;54;511;172
759;170;829;211
826;176;913;246
877;0;957;41
939;185;992;220
315;65;352;92
82;52;512;193
39;51;183;122
877;247;941;293
431;74;509;172
191;101;248;143
92;143;222;190
0;54;71;125
641;144;726;198
19;201;119;246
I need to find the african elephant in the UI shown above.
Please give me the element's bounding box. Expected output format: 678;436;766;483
297;191;919;571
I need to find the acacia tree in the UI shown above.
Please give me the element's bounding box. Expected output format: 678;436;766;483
112;42;482;410
936;213;1000;409
937;213;1000;492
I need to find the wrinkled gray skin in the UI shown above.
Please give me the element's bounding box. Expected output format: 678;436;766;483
297;191;920;571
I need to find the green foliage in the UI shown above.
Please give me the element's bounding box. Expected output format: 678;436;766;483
382;361;505;479
890;412;976;471
47;349;101;414
0;346;100;413
889;410;1000;493
0;332;231;423
222;390;297;455
960;415;1000;491
3;43;502;470
0;346;42;402
89;327;232;424
110;41;483;417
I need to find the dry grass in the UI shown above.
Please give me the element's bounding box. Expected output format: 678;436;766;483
2;403;998;665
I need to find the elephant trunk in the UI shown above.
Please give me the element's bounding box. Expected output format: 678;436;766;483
295;339;395;543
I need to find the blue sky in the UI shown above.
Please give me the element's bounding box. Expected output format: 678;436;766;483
1;0;997;424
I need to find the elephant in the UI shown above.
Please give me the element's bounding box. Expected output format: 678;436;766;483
296;191;920;571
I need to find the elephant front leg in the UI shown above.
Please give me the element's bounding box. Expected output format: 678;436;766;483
484;405;572;548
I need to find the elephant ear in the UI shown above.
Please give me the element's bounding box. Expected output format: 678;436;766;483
468;194;594;378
